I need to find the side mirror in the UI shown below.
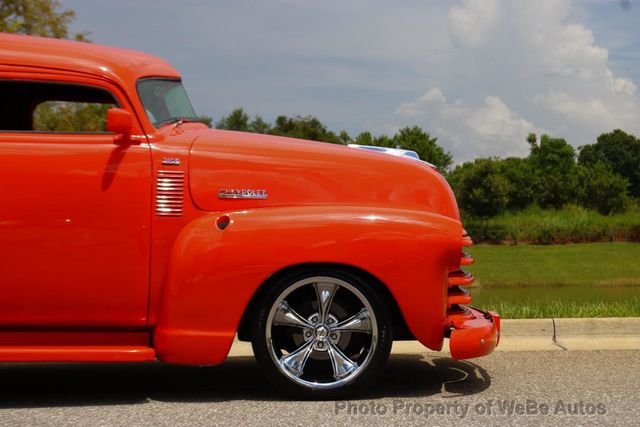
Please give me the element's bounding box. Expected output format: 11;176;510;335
106;108;133;135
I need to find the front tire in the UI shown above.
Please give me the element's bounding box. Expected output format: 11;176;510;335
251;268;392;399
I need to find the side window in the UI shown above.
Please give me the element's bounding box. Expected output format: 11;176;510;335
0;80;118;133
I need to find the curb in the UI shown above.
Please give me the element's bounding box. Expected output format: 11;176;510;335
501;317;640;337
495;317;640;352
227;317;640;357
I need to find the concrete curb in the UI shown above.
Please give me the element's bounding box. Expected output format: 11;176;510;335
226;317;640;357
495;317;640;352
501;317;640;337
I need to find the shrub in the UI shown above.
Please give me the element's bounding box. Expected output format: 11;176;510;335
579;129;640;198
576;162;629;214
448;158;513;217
462;204;640;244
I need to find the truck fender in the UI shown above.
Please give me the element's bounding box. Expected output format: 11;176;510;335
154;205;462;364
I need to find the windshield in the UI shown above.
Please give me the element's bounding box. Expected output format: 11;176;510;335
137;78;197;127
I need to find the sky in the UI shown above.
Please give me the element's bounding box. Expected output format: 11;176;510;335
64;0;640;163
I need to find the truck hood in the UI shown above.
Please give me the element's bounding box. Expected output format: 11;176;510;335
188;129;460;219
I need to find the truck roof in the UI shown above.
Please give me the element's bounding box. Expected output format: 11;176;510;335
0;33;180;87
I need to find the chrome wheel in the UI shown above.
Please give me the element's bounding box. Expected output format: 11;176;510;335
265;276;377;390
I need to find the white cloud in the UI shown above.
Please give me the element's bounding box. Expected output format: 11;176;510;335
541;24;608;78
534;90;640;131
449;0;501;46
395;88;446;117
395;0;640;161
466;97;538;142
534;92;610;124
397;90;540;162
609;71;637;95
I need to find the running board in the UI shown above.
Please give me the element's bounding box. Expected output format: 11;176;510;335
0;346;155;362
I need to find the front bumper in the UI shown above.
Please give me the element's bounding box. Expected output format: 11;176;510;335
445;233;501;359
447;306;500;359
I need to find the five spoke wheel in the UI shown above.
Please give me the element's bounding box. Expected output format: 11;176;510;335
252;270;391;398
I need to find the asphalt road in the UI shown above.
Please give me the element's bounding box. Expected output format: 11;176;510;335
0;350;638;426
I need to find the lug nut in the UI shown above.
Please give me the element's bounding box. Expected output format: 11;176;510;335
317;342;324;348
331;334;337;340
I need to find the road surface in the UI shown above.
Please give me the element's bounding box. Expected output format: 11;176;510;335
0;349;638;426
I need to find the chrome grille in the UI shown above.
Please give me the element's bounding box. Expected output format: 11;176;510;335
447;234;475;310
156;170;185;217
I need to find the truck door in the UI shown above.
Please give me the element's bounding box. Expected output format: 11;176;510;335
0;76;151;328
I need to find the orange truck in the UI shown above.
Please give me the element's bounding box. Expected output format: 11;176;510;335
0;33;499;398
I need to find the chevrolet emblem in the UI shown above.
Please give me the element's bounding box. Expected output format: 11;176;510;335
218;189;268;200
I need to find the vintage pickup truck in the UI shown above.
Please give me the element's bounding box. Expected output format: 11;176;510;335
0;33;499;398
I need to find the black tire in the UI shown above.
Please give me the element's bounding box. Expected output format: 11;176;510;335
251;268;393;399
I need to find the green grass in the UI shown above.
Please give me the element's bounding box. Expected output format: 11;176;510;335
464;204;640;244
465;242;640;318
482;298;640;319
466;242;640;287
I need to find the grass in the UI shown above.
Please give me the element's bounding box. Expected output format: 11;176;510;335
482;298;640;319
466;242;640;288
463;204;640;244
464;242;640;318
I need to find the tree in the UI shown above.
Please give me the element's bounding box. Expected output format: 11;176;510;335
197;115;213;128
215;109;275;133
338;130;351;144
270;115;343;144
353;131;393;148
576;162;628;214
353;131;374;146
498;157;536;210
0;0;89;40
449;129;638;217
447;158;512;217
391;126;453;171
578;129;640;198
33;101;111;132
353;127;452;171
528;134;578;208
249;116;271;134
215;108;250;131
216;108;345;143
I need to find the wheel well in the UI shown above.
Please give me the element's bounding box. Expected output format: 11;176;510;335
236;262;414;342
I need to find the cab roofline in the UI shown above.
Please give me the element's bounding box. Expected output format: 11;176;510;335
0;33;180;86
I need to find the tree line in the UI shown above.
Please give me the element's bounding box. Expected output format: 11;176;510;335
448;131;639;216
212;108;453;170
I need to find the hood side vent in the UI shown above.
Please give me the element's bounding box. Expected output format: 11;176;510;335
156;170;185;217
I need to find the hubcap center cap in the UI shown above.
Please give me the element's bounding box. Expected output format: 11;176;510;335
315;325;329;340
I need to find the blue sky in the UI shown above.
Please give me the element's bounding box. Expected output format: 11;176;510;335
64;0;640;162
